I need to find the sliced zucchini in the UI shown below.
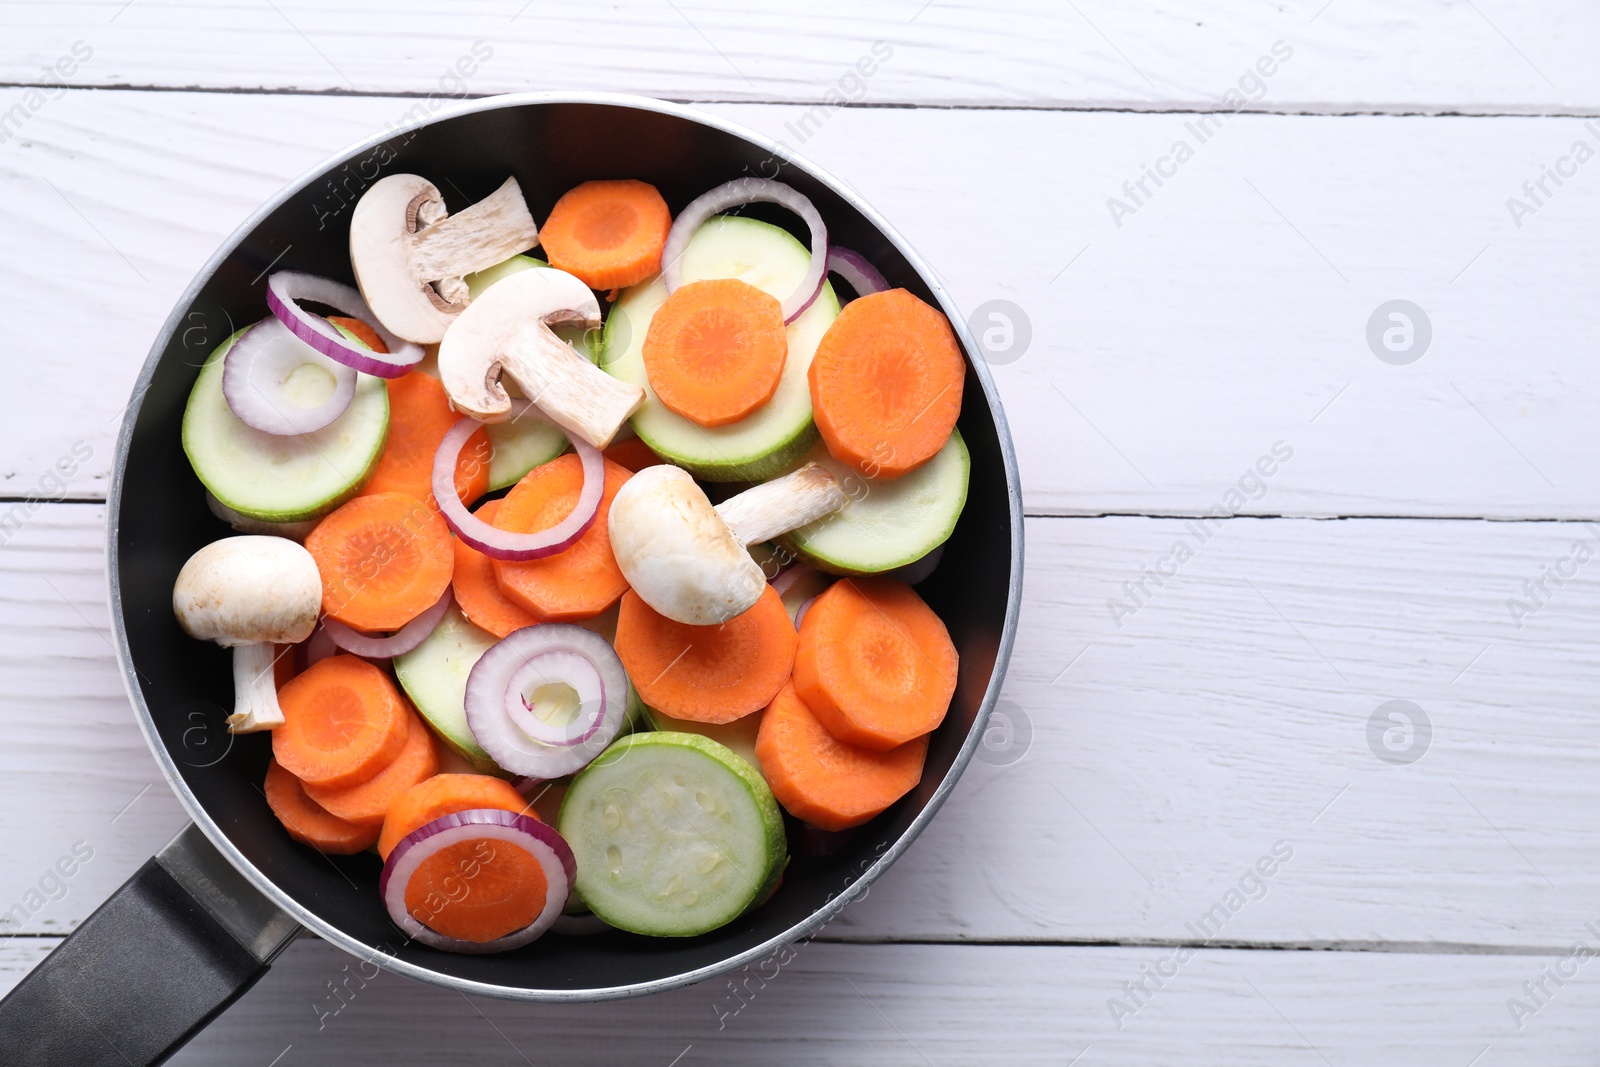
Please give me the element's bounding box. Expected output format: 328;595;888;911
601;216;839;482
182;324;389;522
393;605;501;773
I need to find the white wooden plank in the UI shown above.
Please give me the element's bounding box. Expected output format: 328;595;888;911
5;936;1598;1065
11;503;1600;951
4;92;1600;518
3;0;1600;114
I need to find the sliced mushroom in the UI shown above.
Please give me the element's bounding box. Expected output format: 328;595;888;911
608;462;846;625
172;535;323;733
350;174;541;344
437;265;645;449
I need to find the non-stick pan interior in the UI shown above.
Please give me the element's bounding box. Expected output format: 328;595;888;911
113;98;1019;995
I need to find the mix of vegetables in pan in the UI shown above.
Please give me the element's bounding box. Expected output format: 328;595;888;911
173;170;972;950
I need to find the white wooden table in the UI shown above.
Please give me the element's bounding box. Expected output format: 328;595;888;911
5;2;1600;1062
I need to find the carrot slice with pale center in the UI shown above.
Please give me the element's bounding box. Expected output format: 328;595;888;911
756;682;929;831
404;838;549;942
614;584;796;724
378;773;534;860
490;455;632;621
808;288;965;479
263;757;380;854
451;498;545;638
793;577;957;750
362;371;491;510
304;709;439;827
539;179;671;291
273;654;411;789
307;491;455;633
642;278;788;427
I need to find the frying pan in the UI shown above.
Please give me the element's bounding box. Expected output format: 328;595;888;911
0;93;1022;1066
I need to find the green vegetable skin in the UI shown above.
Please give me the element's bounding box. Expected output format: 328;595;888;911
393;605;501;773
601;216;840;482
559;732;787;936
181;324;390;522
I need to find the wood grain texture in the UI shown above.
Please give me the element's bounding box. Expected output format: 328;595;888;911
5;935;1599;1065
9;504;1600;952
3;1;1599;113
4;93;1600;518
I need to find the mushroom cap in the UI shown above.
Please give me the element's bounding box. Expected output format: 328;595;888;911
173;535;323;647
436;266;602;423
608;465;767;626
350;173;457;344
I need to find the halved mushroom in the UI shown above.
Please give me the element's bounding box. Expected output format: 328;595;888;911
608;462;847;625
172;535;323;733
437;265;645;449
350;174;541;344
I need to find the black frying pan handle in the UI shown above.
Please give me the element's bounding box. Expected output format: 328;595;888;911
0;824;300;1066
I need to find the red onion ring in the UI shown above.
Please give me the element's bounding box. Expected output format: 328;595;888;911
464;624;629;779
378;809;574;954
220;318;356;435
294;622;340;673
794;595;819;630
769;561;815;597
662;178;827;323
267;270;424;379
432;416;601;561
322;588;453;659
825;246;889;300
884;544;945;585
504;650;605;748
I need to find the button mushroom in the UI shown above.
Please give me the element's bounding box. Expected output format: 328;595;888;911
437;265;645;449
172;535;323;733
350;173;541;344
608;462;847;625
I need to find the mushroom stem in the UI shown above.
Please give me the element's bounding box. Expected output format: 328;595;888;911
409;177;540;307
715;462;847;547
227;641;286;734
495;322;645;448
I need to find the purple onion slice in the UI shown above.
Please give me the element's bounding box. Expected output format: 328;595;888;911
503;650;605;748
220;318;356;435
432;415;601;561
464;624;628;779
661;178;826;323
825;246;889;301
379;809;574;954
267;270;424;379
322;589;453;659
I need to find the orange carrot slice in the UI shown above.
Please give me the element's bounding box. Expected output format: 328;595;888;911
793;577;957;750
602;436;664;473
641;278;787;427
264;757;380;854
404;836;550;942
451;499;544;638
491;455;632;621
307;491;455;632
756;681;929;831
539;179;671;291
614;584;796;723
379;773;534;860
808;288;965;478
273;655;411;788
304;708;439;827
362;371;491;510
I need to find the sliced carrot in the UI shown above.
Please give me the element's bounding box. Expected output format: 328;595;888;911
491;455;632;621
602;435;664;473
379;773;534;860
756;682;929;831
304;708;439;827
793;577;958;750
808;288;965;478
452;499;544;638
274;655;411;788
641;278;787;427
307;491;455;632
327;315;386;355
614;584;796;723
539;179;671;291
264;757;380;854
404;836;549;943
361;371;491;510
